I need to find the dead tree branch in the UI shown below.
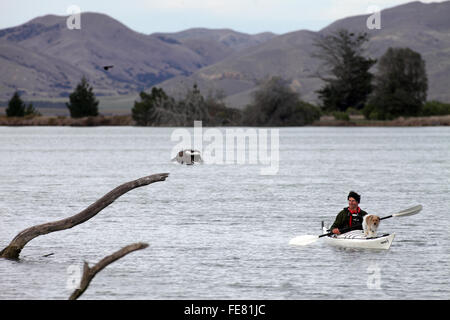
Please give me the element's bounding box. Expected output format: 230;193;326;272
0;173;169;260
69;242;149;300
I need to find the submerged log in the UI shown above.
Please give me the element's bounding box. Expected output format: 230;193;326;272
69;242;148;300
0;173;169;260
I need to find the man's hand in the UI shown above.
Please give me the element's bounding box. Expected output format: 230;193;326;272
332;228;341;235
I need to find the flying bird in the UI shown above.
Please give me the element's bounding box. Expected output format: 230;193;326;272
103;65;114;71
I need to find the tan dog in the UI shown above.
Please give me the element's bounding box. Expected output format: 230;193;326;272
363;215;381;237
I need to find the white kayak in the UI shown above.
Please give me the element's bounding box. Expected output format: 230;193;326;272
322;226;395;250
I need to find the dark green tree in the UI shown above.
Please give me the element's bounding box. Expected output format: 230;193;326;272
314;29;376;112
132;87;178;126
243;77;320;126
421;100;450;116
179;84;210;123
66;77;99;118
364;47;428;120
6;91;26;117
25;103;40;116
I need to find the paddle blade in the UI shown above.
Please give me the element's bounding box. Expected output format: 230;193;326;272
289;235;319;246
393;204;422;218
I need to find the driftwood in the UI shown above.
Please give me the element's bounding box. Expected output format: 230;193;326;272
69;242;149;300
0;173;169;260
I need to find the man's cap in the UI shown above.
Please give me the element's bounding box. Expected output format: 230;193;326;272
348;191;361;203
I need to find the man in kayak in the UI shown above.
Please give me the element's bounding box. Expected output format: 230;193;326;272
330;191;368;235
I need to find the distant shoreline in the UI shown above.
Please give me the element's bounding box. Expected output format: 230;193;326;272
1;114;450;127
311;115;450;127
0;115;133;126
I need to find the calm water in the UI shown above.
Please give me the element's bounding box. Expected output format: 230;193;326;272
0;126;449;300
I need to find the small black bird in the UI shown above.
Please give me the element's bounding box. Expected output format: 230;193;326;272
103;65;114;71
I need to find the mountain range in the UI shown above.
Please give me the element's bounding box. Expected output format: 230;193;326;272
0;1;449;114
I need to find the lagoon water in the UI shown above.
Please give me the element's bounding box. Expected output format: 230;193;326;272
0;126;449;299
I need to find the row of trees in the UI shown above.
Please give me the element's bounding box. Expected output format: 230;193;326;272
313;29;431;120
5;29;449;124
133;85;212;126
5;92;40;117
131;78;320;126
132;84;244;126
7;75;318;127
4;76;99;119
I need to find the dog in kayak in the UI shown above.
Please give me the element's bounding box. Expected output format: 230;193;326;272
363;215;381;237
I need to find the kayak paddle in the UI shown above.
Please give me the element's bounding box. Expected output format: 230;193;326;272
289;204;422;246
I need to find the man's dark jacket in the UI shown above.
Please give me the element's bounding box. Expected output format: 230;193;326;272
330;207;368;232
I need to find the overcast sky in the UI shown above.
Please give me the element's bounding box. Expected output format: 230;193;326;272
0;0;446;34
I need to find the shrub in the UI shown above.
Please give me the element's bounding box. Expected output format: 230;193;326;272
332;111;350;121
243;77;320;126
421;100;450;116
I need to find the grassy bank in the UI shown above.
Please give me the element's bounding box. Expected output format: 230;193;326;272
1;114;450;127
313;115;450;126
0;115;133;126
